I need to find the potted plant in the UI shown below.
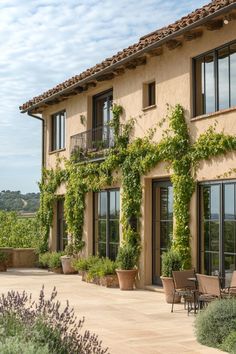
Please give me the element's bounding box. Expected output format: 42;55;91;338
61;242;84;274
0;252;8;272
161;249;182;304
116;243;138;290
48;252;63;273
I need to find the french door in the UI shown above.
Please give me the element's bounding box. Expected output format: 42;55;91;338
152;181;173;285
199;181;236;286
94;189;120;260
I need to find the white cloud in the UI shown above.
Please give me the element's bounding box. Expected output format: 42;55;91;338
0;0;207;192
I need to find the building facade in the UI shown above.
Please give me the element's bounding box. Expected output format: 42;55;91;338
21;0;236;287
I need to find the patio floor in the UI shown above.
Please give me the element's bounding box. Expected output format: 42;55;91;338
0;268;224;354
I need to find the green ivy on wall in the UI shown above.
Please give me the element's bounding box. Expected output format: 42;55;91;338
37;103;236;269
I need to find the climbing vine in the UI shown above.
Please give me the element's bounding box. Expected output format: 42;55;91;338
38;103;236;269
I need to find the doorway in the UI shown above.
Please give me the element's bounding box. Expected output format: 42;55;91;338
152;180;173;285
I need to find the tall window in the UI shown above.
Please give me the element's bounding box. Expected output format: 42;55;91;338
51;110;66;151
94;189;120;260
194;42;236;116
152;181;173;285
92;90;113;148
199;182;236;286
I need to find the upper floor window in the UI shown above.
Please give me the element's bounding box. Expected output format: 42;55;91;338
51;110;66;151
143;81;156;108
93;90;113;128
194;42;236;117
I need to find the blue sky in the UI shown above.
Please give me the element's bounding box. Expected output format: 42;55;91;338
0;0;207;193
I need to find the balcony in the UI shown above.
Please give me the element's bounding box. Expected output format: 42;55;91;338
70;125;115;160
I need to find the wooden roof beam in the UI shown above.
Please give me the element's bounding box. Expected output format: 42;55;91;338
205;19;223;31
166;39;182;50
146;47;163;57
184;30;203;41
96;73;115;81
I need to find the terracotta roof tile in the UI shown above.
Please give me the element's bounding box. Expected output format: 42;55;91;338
20;0;236;112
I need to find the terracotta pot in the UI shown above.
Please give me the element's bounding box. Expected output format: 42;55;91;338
60;256;77;274
116;269;137;290
161;276;181;304
0;263;7;272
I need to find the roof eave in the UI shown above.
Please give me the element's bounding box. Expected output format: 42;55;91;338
21;1;236;114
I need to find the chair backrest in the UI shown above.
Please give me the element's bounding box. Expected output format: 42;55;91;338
172;269;195;290
230;271;236;287
196;273;221;297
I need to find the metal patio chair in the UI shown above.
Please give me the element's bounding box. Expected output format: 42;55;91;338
196;273;222;308
171;269;196;313
222;271;236;296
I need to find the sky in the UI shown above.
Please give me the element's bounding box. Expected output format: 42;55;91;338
0;0;207;193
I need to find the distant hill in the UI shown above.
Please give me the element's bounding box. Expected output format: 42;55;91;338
0;190;40;213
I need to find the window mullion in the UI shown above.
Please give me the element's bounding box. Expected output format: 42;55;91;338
214;50;219;112
106;191;110;258
229;45;231;107
220;183;224;280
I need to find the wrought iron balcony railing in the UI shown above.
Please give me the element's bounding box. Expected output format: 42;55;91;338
70;125;115;159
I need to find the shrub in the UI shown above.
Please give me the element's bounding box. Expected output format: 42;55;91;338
38;252;51;268
47;252;64;269
99;258;117;276
221;331;236;353
87;258;117;280
116;243;138;270
72;256;100;272
0;336;50;354
161;249;182;277
195;298;236;349
72;256;117;280
0;211;40;249
0;251;8;264
64;242;85;257
0;287;108;354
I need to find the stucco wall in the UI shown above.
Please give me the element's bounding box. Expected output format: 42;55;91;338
42;20;236;286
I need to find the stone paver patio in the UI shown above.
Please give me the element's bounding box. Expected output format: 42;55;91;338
0;269;223;354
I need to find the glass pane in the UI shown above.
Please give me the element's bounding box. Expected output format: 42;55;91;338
218;47;230;110
205;53;215;114
204;221;219;252
224;254;236;287
98;220;106;242
98;242;106;258
210;185;220;219
224;221;236;253
109;243;119;261
56;114;60;150
99;192;107;218
195;57;205;116
109;191;116;218
204;252;219;275
60;113;65;149
109;220;119;242
224;184;235;219
148;82;156;106
230;44;236;107
168;186;173;219
160;188;168;220
160;221;172;250
116;191;120;216
203;185;220;220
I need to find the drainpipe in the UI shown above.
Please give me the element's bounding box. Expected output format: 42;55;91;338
26;111;45;168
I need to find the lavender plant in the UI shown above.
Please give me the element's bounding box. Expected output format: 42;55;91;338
0;287;109;354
